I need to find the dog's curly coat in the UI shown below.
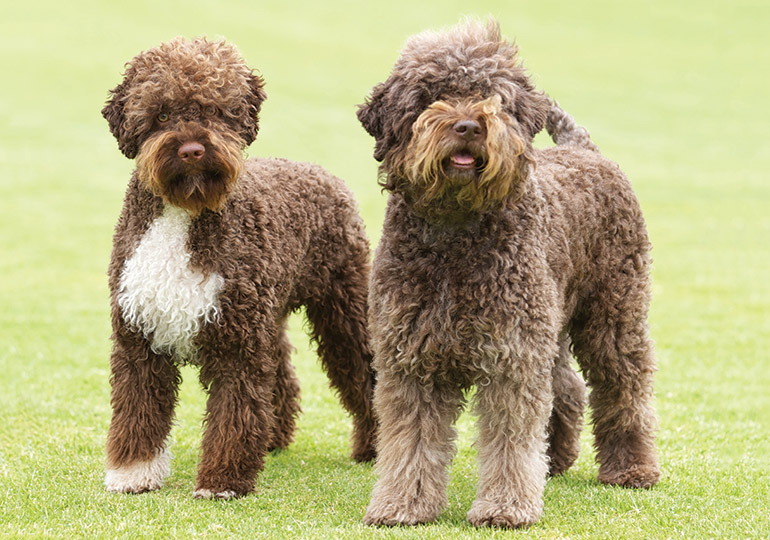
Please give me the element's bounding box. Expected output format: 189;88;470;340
102;37;376;498
358;20;660;528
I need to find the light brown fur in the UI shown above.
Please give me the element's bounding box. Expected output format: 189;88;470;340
395;95;528;218
357;19;660;528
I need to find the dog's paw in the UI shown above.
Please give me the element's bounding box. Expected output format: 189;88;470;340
363;497;441;527
598;462;661;489
351;444;377;463
466;498;543;529
105;448;171;494
192;488;239;500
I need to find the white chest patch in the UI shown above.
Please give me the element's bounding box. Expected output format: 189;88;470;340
117;205;224;362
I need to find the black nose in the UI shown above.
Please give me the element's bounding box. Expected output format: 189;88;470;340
453;119;482;140
178;142;205;162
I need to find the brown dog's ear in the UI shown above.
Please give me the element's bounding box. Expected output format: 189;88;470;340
357;82;386;139
240;73;267;146
102;74;140;159
357;82;390;162
514;88;550;139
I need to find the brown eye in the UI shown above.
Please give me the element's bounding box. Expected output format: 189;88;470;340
204;105;217;116
157;112;170;123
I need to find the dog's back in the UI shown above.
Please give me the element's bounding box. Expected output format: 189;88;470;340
536;102;650;274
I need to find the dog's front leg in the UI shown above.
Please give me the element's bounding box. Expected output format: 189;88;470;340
467;368;552;528
105;331;180;494
193;345;276;499
364;372;464;526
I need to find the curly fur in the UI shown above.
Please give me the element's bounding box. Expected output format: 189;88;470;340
102;37;377;499
358;19;660;528
117;205;224;362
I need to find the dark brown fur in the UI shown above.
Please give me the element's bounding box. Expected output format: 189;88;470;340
358;20;660;528
102;37;376;498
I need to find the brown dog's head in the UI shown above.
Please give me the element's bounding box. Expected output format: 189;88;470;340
102;37;267;214
357;19;549;222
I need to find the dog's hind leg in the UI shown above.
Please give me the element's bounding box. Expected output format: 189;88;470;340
571;263;660;489
105;331;180;493
546;334;586;476
304;245;378;462
268;324;301;452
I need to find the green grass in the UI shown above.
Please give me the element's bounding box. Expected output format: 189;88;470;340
1;0;769;538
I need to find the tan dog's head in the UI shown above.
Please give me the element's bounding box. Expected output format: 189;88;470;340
358;19;548;222
103;37;267;214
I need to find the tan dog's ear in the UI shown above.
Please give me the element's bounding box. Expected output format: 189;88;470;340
359;76;424;163
102;74;139;159
240;73;267;146
514;88;550;139
357;82;386;139
357;82;390;161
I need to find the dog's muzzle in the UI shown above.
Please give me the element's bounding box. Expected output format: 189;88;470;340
444;119;488;175
392;95;530;222
136;123;244;214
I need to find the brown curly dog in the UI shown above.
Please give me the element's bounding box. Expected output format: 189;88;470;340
101;37;376;499
357;19;660;528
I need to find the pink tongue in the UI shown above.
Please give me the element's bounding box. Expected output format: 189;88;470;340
451;153;475;166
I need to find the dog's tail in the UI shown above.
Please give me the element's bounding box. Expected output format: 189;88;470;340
545;99;599;152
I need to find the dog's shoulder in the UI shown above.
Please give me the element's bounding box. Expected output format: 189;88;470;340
240;156;347;186
236;157;358;210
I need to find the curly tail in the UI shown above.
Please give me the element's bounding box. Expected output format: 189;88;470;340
545;99;599;152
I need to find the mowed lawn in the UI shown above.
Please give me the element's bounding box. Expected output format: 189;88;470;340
1;1;768;538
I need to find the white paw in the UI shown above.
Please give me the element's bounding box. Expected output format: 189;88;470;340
105;447;171;494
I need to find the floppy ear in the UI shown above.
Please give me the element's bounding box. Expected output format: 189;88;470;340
357;82;386;139
240;73;267;146
102;74;140;159
357;82;390;161
514;88;550;139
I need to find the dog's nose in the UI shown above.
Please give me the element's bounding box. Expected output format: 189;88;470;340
178;142;205;162
453;119;482;140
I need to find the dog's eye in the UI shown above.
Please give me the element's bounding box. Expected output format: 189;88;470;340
157;112;170;123
204;106;217;116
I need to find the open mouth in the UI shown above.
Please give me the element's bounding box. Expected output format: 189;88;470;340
447;151;484;171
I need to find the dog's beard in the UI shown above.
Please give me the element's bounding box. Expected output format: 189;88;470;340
136;127;243;214
389;95;532;223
